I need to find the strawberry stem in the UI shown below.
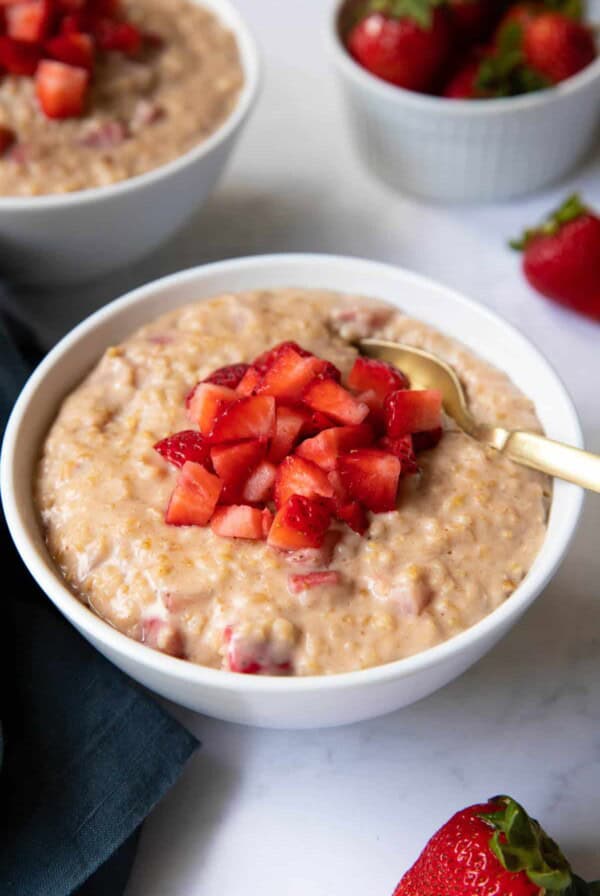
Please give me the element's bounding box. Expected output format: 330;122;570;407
360;0;446;28
510;194;589;251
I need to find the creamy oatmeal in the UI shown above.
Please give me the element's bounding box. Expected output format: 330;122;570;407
36;290;550;675
0;0;243;196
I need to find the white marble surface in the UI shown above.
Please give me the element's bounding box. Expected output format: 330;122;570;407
10;1;600;891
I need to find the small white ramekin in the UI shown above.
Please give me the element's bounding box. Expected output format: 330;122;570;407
0;0;260;285
326;0;600;203
0;254;584;728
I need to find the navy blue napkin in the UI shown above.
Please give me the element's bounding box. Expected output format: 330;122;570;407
0;310;199;896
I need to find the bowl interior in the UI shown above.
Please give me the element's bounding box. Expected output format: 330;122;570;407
1;254;584;690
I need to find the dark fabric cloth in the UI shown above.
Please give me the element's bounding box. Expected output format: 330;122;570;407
0;311;199;895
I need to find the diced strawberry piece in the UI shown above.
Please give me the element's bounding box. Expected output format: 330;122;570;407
209;395;276;444
252;341;313;375
60;12;89;34
211;440;265;502
288;571;342;594
211;505;266;540
384;389;443;438
225;626;291;675
257;344;330;401
203;362;250;390
142;618;184;658
79;119;127;148
242;460;277;504
357;389;386;434
186;383;237;435
90;0;121;15
379;434;419;475
268;495;332;551
296;424;373;471
165;461;222;526
275;455;335;509
35;60;89;119
261;507;274;537
348;356;410;402
57;0;87;11
0;35;41;74
303;378;369;426
336;501;369;534
94;17;141;54
45;32;95;70
154;430;210;469
284;530;340;570
337;450;401;513
236;366;261;396
268;405;306;463
0;125;16;155
300;407;336;436
6;0;52;43
412;426;444;452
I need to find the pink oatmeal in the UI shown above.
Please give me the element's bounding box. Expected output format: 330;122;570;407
0;0;243;196
36;289;551;675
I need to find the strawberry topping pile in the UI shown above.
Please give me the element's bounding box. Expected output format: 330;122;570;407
0;0;161;123
154;341;443;552
345;0;597;100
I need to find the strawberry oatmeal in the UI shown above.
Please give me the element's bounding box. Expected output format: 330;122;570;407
0;0;243;196
36;289;551;676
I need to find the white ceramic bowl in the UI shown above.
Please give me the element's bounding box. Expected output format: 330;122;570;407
326;0;600;202
0;0;260;285
1;254;584;728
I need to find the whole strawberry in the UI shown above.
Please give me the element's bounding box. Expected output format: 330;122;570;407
512;194;600;321
393;795;600;896
523;10;596;82
346;0;452;92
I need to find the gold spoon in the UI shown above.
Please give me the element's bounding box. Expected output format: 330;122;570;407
359;338;600;494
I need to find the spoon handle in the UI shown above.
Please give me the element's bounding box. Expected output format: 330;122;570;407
500;431;600;493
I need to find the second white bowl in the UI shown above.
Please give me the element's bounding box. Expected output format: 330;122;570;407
327;0;600;203
1;254;584;728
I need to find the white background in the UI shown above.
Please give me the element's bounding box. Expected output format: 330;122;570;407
13;1;600;892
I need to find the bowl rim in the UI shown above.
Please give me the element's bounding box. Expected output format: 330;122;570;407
0;0;261;211
325;0;600;116
0;253;585;695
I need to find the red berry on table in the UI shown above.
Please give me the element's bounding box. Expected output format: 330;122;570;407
392;794;597;896
522;11;596;83
347;5;452;93
35;59;89;119
512;194;600;321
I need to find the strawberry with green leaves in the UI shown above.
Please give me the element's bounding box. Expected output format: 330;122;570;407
512;194;600;321
393;795;600;896
346;0;452;92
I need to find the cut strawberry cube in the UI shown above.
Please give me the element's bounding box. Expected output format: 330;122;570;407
186;382;237;434
296;423;373;471
303;378;369;426
347;356;409;402
412;426;444;453
211;439;265;502
384;390;443;438
154;430;210;469
300;407;336;436
94;17;141;54
209;395;276;444
379;434;419;475
203;362;250;390
284;530;340;570
142;618;184;658
268;405;306;463
257;343;330;401
35;60;89;119
242;460;277;504
236;366;261;396
261;507;274;537
45;32;95;70
274;455;335;509
6;0;52;43
288;571;341;594
337;449;401;513
336;501;369;534
357;389;386;434
0;35;41;74
0;126;16;155
268;495;332;551
211;505;266;540
252;340;313;375
225;626;291;675
165;461;222;526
